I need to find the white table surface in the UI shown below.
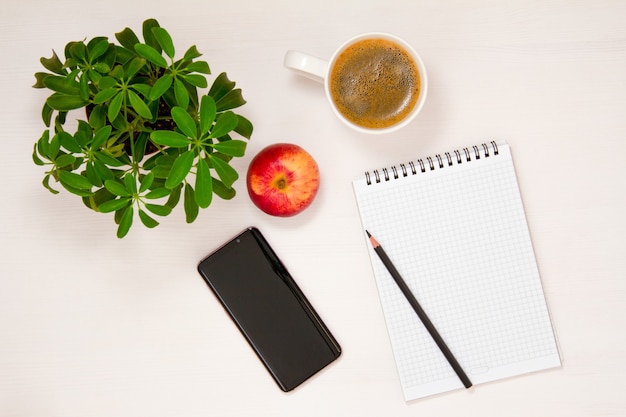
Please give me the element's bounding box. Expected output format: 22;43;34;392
2;1;625;416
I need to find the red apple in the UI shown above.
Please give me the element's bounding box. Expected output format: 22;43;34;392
246;143;320;217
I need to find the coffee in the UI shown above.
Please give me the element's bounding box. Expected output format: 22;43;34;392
329;38;421;129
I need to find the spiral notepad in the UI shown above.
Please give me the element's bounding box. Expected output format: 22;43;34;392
353;141;560;401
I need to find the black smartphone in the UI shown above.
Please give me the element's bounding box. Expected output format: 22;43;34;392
197;227;341;392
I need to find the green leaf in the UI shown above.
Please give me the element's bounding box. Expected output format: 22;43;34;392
208;72;235;102
210;111;238;139
171;107;197;139
174;78;189;109
58;131;82;153
42;174;60;194
85;161;102;187
115;27;140;50
79;75;89;100
37;130;50;160
211;140;247;157
93;62;111;73
92;125;112;149
114;46;134;67
128;90;152;119
32;143;45;165
194;158;213;208
165;150;194;189
98;76;117;89
186;61;210;74
209;154;238;188
183;183;199;223
88;104;106;129
60;112;77;129
93;159;115;181
234;115;253;139
138;209;159;228
70;42;87;61
142;19;162;52
42;76;80;95
88;38;109;61
59;170;93;190
99;197;131;213
40;50;65;75
151;165;171;179
199;95;216;135
145;203;172;216
126;57;146;78
152;27;174;59
141;150;162;170
134;44;167;68
93;88;118;104
105;179;131;197
93;63;111;79
107;92;124;122
144;187;170;199
215;88;246;111
41;102;54;127
46;93;89;111
55;153;76;168
212;176;236;200
181;73;207;88
183;45;202;61
75;121;93;148
149;73;173;101
156;153;176;166
117;206;134;238
109;64;125;80
166;183;182;208
94;151;125;167
83;187;115;211
150;130;190;148
133;135;149;160
139;172;155;193
33;72;50;89
48;134;60;159
133;134;149;159
87;69;102;84
124;173;137;195
60;182;93;197
131;83;151;97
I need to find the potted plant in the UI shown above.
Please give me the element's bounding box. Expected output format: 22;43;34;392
32;18;253;238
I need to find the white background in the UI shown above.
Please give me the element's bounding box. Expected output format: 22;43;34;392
1;1;625;416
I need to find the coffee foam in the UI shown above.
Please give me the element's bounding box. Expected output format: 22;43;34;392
329;38;420;129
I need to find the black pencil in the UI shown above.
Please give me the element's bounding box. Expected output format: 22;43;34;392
366;230;473;389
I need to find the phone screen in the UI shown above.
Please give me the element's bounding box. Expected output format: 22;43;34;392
197;227;341;391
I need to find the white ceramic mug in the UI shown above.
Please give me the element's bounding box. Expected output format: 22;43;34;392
284;33;428;134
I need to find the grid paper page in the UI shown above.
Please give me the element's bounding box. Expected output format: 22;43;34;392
353;142;560;401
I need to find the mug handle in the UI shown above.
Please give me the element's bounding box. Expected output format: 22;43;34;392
284;51;328;83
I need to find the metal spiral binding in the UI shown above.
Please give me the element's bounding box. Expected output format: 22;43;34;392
364;141;500;185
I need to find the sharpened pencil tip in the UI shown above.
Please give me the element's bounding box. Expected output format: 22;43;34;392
366;231;380;248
